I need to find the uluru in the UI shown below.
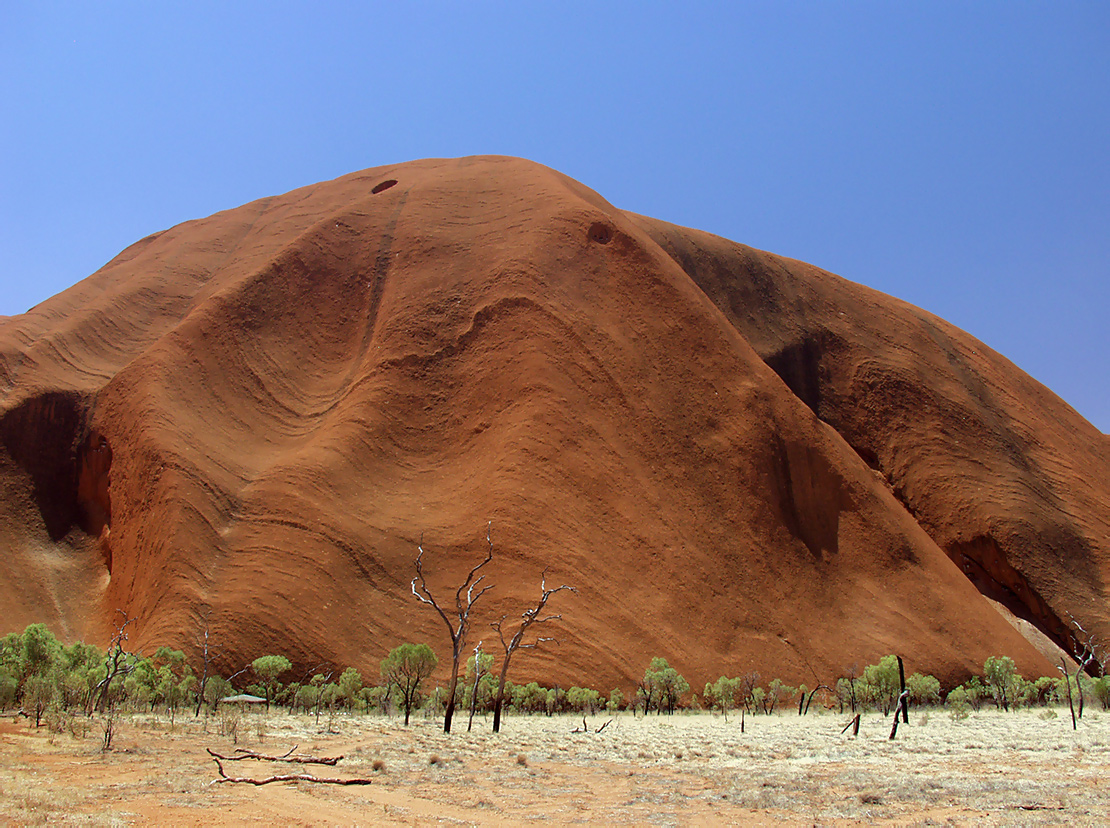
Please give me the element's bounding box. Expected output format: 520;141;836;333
1;155;1107;691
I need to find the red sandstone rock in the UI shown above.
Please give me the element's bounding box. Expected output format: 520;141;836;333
2;156;1105;689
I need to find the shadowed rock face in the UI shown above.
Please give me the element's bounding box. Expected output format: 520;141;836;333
1;156;1106;688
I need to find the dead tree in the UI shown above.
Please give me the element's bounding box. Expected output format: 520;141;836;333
490;568;575;733
1059;612;1104;728
194;607;215;717
412;522;494;733
90;610;139;714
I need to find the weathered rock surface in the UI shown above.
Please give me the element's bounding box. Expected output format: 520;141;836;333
2;157;1106;688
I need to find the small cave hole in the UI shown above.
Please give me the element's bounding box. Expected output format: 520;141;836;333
588;222;613;244
372;179;398;194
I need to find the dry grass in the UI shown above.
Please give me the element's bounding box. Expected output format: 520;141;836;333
1;707;1107;825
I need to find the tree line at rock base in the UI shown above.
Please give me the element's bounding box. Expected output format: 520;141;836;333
3;624;1107;741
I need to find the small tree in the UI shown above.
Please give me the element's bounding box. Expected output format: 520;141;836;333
984;656;1018;712
704;676;740;721
739;672;762;715
906;673;941;706
764;678;796;714
251;655;291;711
643;658;689;714
337;667;363;711
381;643;438;726
23;672;58;727
412;523;494;733
607;688;624;713
862;656;901;715
946;685;971;720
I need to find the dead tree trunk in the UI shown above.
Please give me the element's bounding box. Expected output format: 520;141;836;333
897;656;909;724
888;690;910;740
490;568;575;733
1061;656;1078;731
467;641;484;733
194;608;213;717
841;713;861;737
412;522;495;734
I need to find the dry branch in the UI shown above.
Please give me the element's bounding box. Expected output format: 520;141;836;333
571;716;613;734
206;746;342;765
210;757;370;786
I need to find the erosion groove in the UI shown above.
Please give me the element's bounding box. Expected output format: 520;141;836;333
0;156;1106;690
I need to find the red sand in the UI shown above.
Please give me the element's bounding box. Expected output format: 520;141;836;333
1;156;1106;690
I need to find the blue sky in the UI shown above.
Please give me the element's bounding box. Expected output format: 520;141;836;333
2;3;1107;431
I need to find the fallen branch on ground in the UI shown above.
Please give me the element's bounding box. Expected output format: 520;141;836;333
206;746;342;765
210;757;370;786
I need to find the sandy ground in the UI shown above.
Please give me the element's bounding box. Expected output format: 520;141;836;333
1;707;1108;826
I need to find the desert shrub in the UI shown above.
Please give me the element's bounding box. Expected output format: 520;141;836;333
946;685;971;720
0;669;17;710
861;656;901;714
511;681;549;714
764;678;796;714
642;658;690;715
964;676;987;711
23;672;59;727
984;656;1020;711
218;707;242;743
337;667;363;710
204;676;232;712
566;686;602;714
607;687;623;712
704;676;741;719
906;673;941;706
1093;676;1110;711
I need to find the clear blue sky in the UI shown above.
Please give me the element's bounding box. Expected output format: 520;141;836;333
2;3;1107;431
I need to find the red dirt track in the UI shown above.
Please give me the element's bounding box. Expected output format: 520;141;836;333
1;156;1106;690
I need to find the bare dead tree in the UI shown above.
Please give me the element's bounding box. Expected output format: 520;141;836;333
412;522;495;733
490;568;576;733
1058;613;1105;729
90;609;139;715
194;607;214;717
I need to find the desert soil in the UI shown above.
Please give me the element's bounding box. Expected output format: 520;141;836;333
1;708;1108;826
